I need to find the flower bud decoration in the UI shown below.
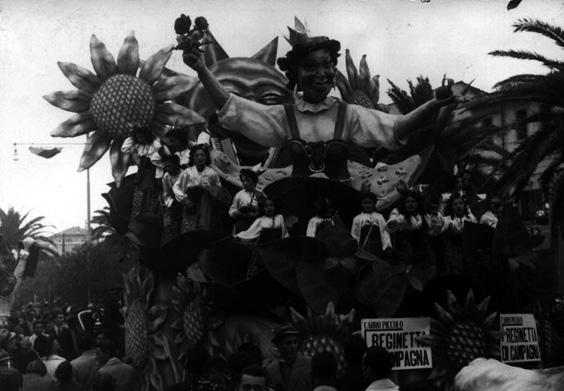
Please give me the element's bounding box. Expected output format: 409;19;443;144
174;14;191;35
194;16;209;31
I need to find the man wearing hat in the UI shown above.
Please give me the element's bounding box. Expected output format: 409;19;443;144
265;325;311;391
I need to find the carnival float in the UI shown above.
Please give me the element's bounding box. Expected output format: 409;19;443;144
38;14;564;390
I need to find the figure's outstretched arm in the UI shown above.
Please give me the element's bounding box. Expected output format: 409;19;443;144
183;48;229;110
394;96;455;142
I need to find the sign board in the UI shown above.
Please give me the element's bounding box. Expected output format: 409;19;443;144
361;317;432;370
500;313;541;364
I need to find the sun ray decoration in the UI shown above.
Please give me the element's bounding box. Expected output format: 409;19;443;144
418;290;500;385
44;33;206;186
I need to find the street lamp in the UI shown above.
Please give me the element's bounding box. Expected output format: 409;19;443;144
11;142;92;239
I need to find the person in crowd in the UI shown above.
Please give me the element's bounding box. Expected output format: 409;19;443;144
91;372;116;391
228;343;264;386
173;143;227;233
22;359;56;391
235;198;289;242
15;336;39;374
95;338;135;391
48;310;77;360
34;334;65;379
54;360;85;391
70;332;98;389
340;335;367;391
0;366;23;391
386;189;437;268
351;192;391;257
306;197;337;238
182;345;224;391
265;325;312;391
362;346;398;391
442;193;477;275
236;364;268;391
311;351;340;391
479;195;502;229
30;320;45;347
229;169;266;234
182;29;454;183
161;154;183;243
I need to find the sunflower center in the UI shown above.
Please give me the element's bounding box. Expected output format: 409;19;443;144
90;74;155;139
446;321;487;370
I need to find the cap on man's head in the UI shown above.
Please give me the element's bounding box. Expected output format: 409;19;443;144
271;325;300;344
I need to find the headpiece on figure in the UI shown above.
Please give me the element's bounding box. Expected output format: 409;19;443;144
277;18;341;90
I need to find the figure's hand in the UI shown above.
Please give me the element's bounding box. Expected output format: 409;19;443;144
182;46;205;72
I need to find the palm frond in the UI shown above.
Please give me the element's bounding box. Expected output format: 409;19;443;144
387;79;414;114
513;18;564;50
489;50;564;71
409;76;434;108
540;155;564;197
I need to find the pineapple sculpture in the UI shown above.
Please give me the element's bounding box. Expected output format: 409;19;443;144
418;290;500;385
171;273;210;362
123;265;168;388
290;302;355;373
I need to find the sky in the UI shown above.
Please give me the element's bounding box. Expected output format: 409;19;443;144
0;0;562;232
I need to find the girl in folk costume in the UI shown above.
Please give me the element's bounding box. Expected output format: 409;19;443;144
173;144;229;233
229;169;266;234
235;198;289;243
306;197;338;238
479;195;502;229
386;188;438;270
351;192;391;258
160;154;183;243
121;126;164;219
442;193;477;275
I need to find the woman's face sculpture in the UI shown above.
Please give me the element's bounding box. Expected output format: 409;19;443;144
297;49;335;103
405;196;418;214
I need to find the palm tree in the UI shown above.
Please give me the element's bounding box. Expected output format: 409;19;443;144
90;208;138;263
470;19;564;227
0;207;57;257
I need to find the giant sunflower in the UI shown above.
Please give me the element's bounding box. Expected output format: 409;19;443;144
44;33;204;185
418;290;500;385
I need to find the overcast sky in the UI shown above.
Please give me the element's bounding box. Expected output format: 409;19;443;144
0;0;562;232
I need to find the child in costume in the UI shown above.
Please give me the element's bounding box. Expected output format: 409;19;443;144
442;193;477;275
229;169;266;234
306;197;337;238
351;192;391;257
235;198;288;242
161;154;183;243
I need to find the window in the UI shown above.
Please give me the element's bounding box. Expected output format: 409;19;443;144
516;109;528;140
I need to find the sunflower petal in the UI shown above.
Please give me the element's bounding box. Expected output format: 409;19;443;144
51;112;96;137
155;102;206;127
464;290;476;313
110;140;131;187
139;45;173;85
484;311;498;327
90;35;117;80
78;131;111;171
57;62;101;94
434;303;454;325
335;70;353;102
368;75;380;106
43;90;91;112
358;54;370;87
446;290;463;315
152;75;199;101
476;295;491;313
345;49;359;89
117;31;140;76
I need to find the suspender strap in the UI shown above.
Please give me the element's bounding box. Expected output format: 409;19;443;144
333;102;347;140
284;104;300;139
